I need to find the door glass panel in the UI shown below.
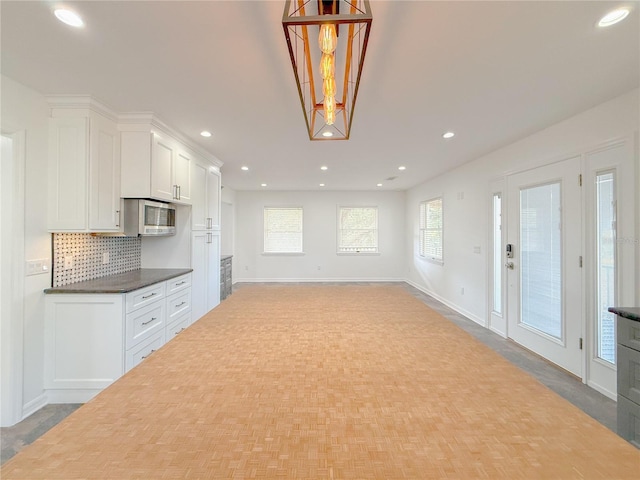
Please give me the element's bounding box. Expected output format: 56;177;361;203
596;172;616;364
492;193;502;315
520;182;562;339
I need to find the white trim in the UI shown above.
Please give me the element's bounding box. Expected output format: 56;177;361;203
585;380;616;401
21;394;48;420
234;277;404;283
0;131;26;427
404;278;486;327
45;389;100;404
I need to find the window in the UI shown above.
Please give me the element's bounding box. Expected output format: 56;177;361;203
263;207;303;253
337;206;378;253
595;171;616;364
419;197;443;262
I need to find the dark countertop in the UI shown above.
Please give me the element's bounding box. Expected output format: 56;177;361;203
608;307;640;322
221;254;233;261
44;268;193;294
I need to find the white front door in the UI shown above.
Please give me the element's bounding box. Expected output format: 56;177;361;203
506;156;583;377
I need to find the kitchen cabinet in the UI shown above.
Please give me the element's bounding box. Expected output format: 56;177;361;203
120;128;192;205
191;160;221;231
191;231;220;323
48;102;121;232
44;273;192;403
615;313;640;448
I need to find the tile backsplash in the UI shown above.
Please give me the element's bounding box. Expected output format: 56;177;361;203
53;234;141;287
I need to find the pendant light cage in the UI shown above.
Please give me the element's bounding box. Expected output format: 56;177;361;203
282;0;372;140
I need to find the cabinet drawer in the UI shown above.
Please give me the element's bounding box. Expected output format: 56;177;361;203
167;288;191;322
617;395;640;448
126;283;165;313
618;344;640;405
125;300;165;349
618;316;640;352
125;331;164;372
166;313;190;341
167;273;191;294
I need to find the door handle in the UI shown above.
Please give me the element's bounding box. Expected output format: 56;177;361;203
505;262;515;270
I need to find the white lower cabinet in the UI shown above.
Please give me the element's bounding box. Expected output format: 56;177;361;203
45;273;191;403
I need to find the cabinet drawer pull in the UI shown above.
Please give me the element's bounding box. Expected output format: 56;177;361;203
176;327;186;335
173;185;178;200
116;210;120;227
207;217;212;229
175;281;186;286
142;293;156;299
175;301;186;308
141;317;157;326
177;185;181;200
141;349;156;360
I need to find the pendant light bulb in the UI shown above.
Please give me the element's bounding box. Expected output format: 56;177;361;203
319;24;337;54
324;95;336;114
325;108;336;126
323;76;337;97
319;53;335;79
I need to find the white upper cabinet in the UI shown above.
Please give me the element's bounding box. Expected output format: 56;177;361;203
151;133;177;202
191;160;221;231
48;99;121;232
120;124;194;206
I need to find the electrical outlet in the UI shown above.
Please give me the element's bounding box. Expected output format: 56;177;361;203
26;258;50;276
64;255;73;270
102;252;110;264
473;246;481;254
317;265;321;270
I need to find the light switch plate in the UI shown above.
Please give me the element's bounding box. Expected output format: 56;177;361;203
26;258;51;276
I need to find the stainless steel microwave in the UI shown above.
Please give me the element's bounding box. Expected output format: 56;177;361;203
123;199;176;236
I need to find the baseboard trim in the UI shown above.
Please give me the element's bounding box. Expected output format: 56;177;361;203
21;393;47;420
234;277;405;284
586;380;617;401
403;279;487;327
45;389;99;404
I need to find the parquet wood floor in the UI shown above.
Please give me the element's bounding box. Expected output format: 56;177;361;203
2;285;639;478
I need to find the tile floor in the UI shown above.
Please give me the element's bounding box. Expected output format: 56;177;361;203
0;282;618;465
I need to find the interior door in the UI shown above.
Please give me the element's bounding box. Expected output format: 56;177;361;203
506;156;583;377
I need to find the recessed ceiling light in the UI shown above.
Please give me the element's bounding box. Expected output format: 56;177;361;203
200;131;212;137
322;131;333;137
398;166;406;171
241;166;249;171
319;183;325;187
320;166;328;171
54;8;84;27
377;183;383;187
598;8;630;27
261;183;267;187
443;131;455;139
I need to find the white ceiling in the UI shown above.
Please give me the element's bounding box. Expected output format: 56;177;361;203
1;1;638;191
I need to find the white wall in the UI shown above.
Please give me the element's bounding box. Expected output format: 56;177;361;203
1;75;51;417
405;88;639;325
235;190;406;282
221;185;236;257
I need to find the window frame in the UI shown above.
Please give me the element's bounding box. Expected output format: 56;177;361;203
419;197;444;264
336;205;379;255
262;206;304;255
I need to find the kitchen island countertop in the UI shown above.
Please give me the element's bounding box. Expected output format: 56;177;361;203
608;307;640;322
44;268;193;294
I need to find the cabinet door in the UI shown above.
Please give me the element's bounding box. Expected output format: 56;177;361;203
151;133;176;202
48;117;89;231
174;149;192;204
89;112;121;231
190;162;208;230
191;231;220;323
206;168;221;230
